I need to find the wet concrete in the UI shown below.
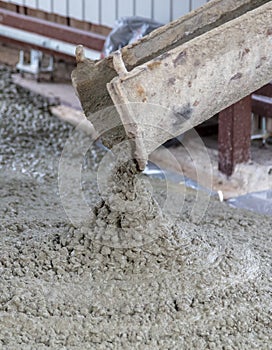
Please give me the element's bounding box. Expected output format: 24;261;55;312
0;66;271;349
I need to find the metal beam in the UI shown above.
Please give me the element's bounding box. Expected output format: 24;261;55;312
0;8;105;52
218;96;252;176
106;2;272;169
218;83;272;176
0;24;101;60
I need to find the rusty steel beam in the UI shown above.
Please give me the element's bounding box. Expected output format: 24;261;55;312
219;84;272;177
0;8;106;52
218;96;252;176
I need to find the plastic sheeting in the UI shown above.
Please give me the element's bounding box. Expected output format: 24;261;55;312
228;190;272;216
145;162;272;216
143;161;215;195
102;16;162;57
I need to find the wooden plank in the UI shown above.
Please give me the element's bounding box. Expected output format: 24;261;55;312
0;35;76;60
45;13;67;26
0;1;17;11
218;96;252;176
26;8;48;20
0;0;111;35
107;2;272;169
0;8;106;51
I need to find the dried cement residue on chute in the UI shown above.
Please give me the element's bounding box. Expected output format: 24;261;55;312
0;65;271;349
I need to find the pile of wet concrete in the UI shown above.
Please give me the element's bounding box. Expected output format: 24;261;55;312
0;66;271;349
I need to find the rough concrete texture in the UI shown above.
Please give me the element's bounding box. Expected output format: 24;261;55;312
0;66;271;349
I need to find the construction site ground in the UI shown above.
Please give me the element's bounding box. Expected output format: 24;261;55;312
0;63;271;348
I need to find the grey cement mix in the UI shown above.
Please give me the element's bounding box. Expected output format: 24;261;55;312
0;66;271;349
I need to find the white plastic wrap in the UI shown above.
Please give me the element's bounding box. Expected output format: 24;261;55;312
228;190;272;215
102;16;162;57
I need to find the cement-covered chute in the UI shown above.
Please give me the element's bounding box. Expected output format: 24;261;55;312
72;0;272;170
